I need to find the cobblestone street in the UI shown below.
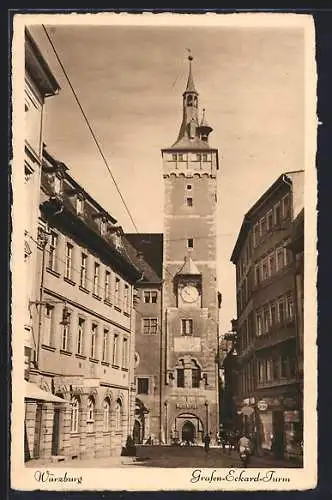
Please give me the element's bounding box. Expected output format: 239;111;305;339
26;445;302;469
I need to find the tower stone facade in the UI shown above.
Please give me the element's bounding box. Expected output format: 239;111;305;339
161;56;220;445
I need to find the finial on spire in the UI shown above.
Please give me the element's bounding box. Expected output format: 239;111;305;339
186;48;193;61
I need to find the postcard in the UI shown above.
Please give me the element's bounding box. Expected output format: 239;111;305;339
10;11;317;491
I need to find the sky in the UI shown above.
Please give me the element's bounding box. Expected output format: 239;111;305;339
27;17;306;335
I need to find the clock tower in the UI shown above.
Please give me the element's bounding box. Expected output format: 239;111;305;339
161;55;220;445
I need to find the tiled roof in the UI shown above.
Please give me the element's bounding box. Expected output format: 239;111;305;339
170;136;210;150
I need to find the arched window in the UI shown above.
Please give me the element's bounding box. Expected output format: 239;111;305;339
187;95;193;107
87;396;95;433
70;395;80;433
115;399;122;431
103;397;111;432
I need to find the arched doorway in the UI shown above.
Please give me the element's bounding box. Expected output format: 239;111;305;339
133;420;142;444
182;421;196;444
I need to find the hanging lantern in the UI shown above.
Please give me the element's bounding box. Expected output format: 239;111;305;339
60;305;70;326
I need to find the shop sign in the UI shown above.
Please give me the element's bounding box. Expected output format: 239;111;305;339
241;406;254;416
257;400;268;411
176;396;198;409
283;397;296;408
40;378;97;396
284;411;300;423
174;336;201;352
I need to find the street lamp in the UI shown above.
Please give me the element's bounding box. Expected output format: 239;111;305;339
164;400;168;444
205;400;209;435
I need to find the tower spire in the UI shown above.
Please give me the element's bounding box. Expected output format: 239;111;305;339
185;50;197;94
169;52;213;149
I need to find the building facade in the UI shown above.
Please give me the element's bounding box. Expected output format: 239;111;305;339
24;28;60;382
25;148;142;461
160;56;220;445
125;234;163;444
230;171;304;461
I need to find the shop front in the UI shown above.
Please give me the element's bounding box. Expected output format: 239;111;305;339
237;393;302;462
24;380;67;462
25;374;130;461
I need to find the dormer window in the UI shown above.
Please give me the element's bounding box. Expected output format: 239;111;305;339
76;196;84;216
100;218;107;236
114;233;122;249
53;175;62;195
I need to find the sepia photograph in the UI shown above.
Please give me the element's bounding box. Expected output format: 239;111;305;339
10;12;317;491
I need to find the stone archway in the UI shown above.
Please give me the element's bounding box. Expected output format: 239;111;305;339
175;413;204;444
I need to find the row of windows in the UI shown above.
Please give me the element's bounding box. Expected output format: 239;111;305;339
176;367;201;388
142;318;158;335
253;193;290;248
143;291;158;304
257;354;297;384
43;307;129;368
237;194;291;282
254;243;292;286
46;232;131;314
238;352;297;395
236;244;293;316
140;318;194;336
255;292;294;336
137;368;203;393
70;395;123;434
170;153;210;162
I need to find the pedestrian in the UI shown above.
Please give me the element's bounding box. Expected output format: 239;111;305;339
203;433;211;453
238;433;252;455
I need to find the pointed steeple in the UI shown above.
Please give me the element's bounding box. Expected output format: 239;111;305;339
185;54;197;94
170;53;213;150
198;108;213;143
177;255;201;276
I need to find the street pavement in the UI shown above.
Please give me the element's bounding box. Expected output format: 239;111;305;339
25;445;302;469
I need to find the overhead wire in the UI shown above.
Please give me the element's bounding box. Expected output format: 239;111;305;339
42;25;139;234
40;28;222;332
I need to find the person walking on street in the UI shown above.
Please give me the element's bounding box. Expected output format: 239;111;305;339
204;433;211;454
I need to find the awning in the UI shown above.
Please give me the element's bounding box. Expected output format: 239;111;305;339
24;381;67;403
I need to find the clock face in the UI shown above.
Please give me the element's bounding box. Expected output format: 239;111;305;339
181;285;199;303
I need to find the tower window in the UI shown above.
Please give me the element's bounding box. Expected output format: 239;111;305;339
137;377;149;395
187;238;194;249
187;95;193;107
192;367;201;388
186;184;192;190
186;197;193;207
178;153;184;162
181;319;193;336
202;153;208;162
172;153;177;161
177;368;185;388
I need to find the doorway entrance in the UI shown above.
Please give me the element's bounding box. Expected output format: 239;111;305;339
181;421;196;444
133;420;142;444
33;403;43;458
51;407;61;455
